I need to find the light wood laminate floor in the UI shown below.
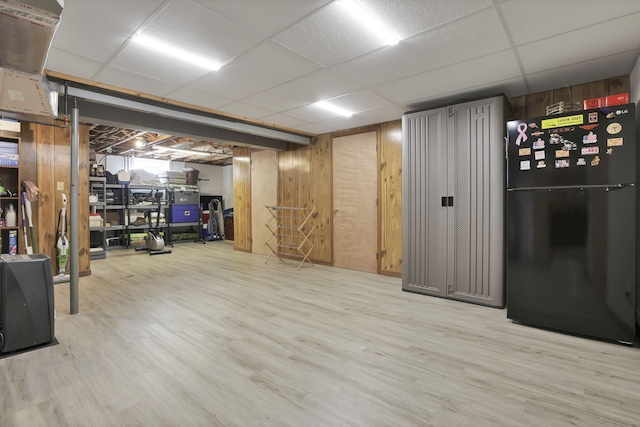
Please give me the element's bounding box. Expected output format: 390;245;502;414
1;242;639;426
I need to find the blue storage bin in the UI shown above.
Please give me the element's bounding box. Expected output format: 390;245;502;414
168;204;199;223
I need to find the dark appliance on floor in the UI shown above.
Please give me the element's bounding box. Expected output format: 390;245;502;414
0;254;55;353
506;103;637;344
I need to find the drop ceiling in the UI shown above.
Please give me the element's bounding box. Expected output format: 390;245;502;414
46;0;640;138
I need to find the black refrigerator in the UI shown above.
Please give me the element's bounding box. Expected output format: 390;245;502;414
506;103;637;344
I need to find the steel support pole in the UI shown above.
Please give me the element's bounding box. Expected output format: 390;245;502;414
70;99;80;315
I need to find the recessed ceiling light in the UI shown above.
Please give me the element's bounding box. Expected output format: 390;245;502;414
133;34;222;71
338;0;399;46
315;100;353;117
154;146;210;156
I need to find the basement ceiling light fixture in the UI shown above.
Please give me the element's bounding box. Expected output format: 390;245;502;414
315;100;353;117
338;0;399;46
153;146;211;156
133;34;222;71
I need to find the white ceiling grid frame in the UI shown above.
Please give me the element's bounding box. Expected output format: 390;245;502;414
357;0;493;40
105;0;263;85
45;47;103;79
285;89;392;122
51;0;167;63
501;0;640;46
182;41;322;101
373;49;522;106
331;7;512;88
516;12;640;75
242;68;363;112
272;0;399;67
193;0;334;37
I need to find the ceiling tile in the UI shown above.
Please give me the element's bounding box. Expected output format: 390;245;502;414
45;48;103;79
293;122;338;135
358;0;493;40
52;0;166;63
243;69;362;111
109;43;213;86
273;1;389;67
261;113;310;129
165;87;233;110
128;0;262;66
518;13;640;74
374;50;522;104
501;0;640;46
332;7;511;87
218;102;276;119
194;0;332;37
526;50;639;93
95;66;180;98
187;42;322;100
320;104;406;129
285;89;392;122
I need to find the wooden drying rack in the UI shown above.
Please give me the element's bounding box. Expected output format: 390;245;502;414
265;206;316;269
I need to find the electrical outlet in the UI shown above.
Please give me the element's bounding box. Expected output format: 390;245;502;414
57;182;64;191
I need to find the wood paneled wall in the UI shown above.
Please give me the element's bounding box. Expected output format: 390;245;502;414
379;120;402;277
233;75;631;277
277;135;332;263
509;75;629;119
232;147;252;252
251;150;278;256
20;123;90;276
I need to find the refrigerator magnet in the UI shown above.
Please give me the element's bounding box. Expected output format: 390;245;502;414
606;123;622;134
581;146;599;155
607;138;623;147
580;124;598;131
588;112;598;123
549;133;562;144
606;112;616;119
529;122;538;128
519;148;532;156
520;160;531;170
535;151;545;160
537;161;546;168
562;140;577;151
531;131;544;137
582;132;597;144
591;156;601;166
606;148;614;155
577;158;586;166
555;159;570;168
533;138;545;149
555;150;570;158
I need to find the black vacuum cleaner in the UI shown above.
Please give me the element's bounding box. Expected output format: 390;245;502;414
136;190;171;255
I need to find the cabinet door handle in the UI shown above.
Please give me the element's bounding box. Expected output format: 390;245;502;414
442;197;447;207
448;196;454;207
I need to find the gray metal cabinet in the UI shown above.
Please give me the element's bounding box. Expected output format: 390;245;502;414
402;96;507;307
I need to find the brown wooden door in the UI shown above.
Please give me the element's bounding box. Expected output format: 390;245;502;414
332;131;378;273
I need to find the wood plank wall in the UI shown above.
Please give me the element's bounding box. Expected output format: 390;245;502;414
379;121;402;277
232;147;252;252
233;75;630;277
20;123;90;276
508;75;629;119
276;136;332;264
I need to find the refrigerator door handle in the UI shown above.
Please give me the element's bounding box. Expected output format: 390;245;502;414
442;196;447;207
448;196;454;207
508;183;634;192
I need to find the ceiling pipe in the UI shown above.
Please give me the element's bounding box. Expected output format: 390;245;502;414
96;131;147;153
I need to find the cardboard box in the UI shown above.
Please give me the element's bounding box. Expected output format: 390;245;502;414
583;97;605;110
605;93;629;107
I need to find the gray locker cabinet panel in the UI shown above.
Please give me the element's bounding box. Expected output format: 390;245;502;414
402;108;447;296
402;96;505;307
450;98;505;307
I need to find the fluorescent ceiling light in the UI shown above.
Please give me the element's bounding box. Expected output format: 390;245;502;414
133;34;222;71
154;146;211;156
315;100;353;117
338;0;399;46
